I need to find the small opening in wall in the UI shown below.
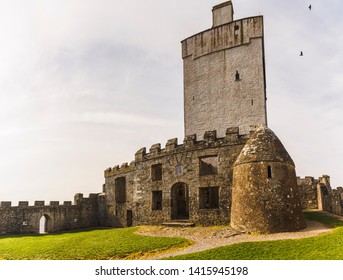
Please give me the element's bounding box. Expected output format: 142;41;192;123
151;163;163;181
199;187;219;209
267;166;272;179
234;25;240;35
39;215;49;234
115;177;126;203
199;156;218;176
235;70;240;81
251;99;254;106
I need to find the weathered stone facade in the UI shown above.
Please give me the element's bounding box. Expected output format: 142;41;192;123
183;1;267;138
1;1;342;236
0;194;100;235
297;175;343;216
231;126;305;233
102;128;247;227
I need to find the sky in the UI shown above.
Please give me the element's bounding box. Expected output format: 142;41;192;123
0;0;342;205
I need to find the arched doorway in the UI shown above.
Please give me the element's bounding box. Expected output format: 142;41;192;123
39;214;50;234
171;183;189;220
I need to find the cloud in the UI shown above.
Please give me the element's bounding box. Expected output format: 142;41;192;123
71;111;177;127
0;0;343;204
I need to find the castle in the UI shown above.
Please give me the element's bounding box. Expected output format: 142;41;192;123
1;1;342;235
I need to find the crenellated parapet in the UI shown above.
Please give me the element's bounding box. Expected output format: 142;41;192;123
297;175;343;215
0;193;100;210
105;161;135;177
105;127;246;178
0;193;102;235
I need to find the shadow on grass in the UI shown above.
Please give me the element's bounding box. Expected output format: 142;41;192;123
165;211;343;260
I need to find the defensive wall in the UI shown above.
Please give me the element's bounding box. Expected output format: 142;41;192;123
297;175;343;216
0;193;102;235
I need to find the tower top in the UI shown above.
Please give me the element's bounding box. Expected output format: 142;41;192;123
212;1;234;27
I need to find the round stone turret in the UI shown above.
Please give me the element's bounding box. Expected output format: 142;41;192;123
230;125;306;233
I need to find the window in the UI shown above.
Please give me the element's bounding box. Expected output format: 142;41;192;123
234;25;240;34
267;166;272;179
235;70;240;81
151;164;162;181
152;191;162;211
199;187;219;209
115;177;126;203
199;156;218;176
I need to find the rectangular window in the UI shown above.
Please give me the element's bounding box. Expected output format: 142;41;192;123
199;156;218;176
152;191;162;211
199;187;219;209
115;177;126;204
151;164;163;181
267;166;272;179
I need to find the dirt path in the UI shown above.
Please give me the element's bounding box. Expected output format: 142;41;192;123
136;219;331;259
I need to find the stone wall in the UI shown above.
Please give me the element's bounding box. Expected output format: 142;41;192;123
297;176;320;209
103;127;248;227
0;193;101;235
297;175;343;216
331;187;343;216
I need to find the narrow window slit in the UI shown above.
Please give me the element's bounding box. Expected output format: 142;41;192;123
267;166;272;179
235;70;240;81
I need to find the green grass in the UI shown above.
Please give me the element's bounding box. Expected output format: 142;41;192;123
166;211;343;260
0;227;189;260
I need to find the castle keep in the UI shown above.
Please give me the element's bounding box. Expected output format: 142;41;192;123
1;1;342;235
183;1;267;137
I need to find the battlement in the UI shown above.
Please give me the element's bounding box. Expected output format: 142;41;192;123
0;193;100;209
105;161;135;177
182;16;263;60
297;175;331;187
0;193;101;235
105;127;247;178
333;187;343;195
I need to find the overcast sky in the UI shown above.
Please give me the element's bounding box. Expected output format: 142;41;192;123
0;0;342;205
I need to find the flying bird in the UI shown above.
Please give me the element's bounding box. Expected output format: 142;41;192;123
309;5;312;10
300;51;303;56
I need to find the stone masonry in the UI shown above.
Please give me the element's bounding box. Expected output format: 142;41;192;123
0;194;100;235
0;1;342;235
182;1;267;138
103;128;247;227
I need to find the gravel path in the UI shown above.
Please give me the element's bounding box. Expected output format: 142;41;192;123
136;219;331;259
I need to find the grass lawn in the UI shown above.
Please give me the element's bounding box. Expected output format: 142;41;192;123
0;227;190;260
166;211;343;260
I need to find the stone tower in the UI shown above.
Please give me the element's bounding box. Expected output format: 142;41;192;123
230;125;306;233
182;1;267;138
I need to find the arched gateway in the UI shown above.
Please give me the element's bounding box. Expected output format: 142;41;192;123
39;214;50;234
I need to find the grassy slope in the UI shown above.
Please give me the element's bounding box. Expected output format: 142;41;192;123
166;211;343;260
0;227;189;260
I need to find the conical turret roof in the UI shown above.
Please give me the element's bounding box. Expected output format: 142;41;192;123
235;125;294;166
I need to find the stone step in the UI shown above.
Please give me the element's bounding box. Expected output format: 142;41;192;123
161;220;196;227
